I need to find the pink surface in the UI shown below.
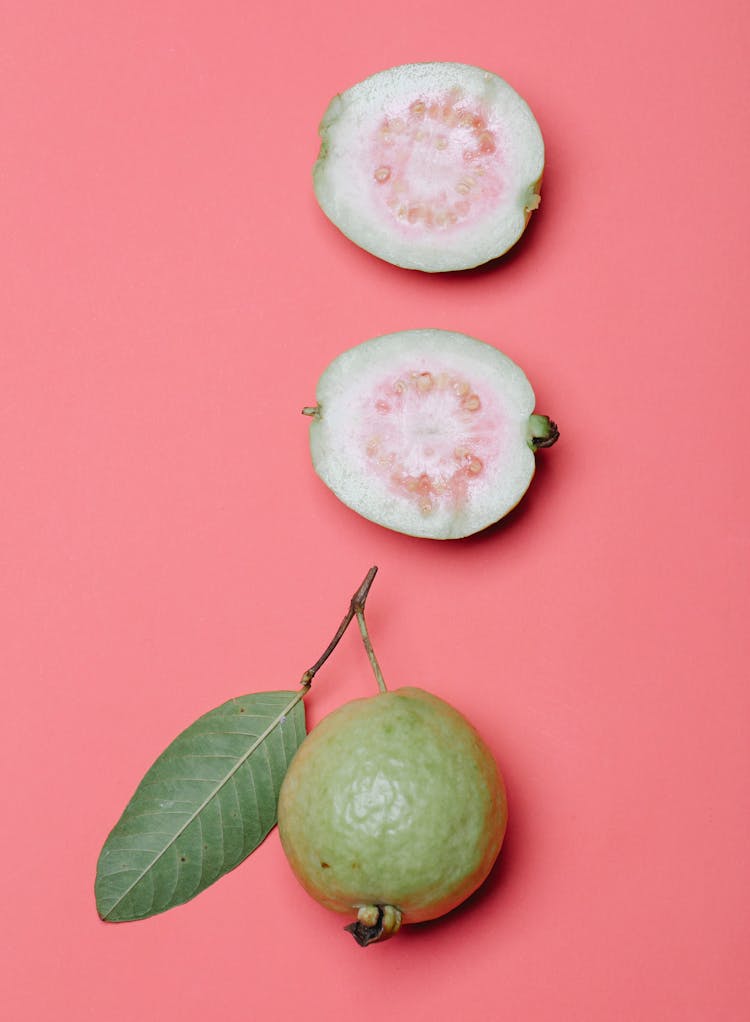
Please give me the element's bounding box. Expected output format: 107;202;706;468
2;2;749;1019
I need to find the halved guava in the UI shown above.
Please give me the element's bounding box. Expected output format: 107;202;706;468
304;329;558;540
313;62;544;272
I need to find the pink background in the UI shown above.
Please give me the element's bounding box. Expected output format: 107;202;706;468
3;2;749;1019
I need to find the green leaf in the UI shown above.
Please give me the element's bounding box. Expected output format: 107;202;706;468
95;690;306;922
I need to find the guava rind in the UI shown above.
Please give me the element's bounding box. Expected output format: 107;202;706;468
277;687;507;925
314;62;544;272
307;328;552;540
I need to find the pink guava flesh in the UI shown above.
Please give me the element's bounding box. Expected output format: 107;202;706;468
361;364;507;520
370;91;506;238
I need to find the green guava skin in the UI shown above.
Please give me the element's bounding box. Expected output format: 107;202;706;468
277;687;507;925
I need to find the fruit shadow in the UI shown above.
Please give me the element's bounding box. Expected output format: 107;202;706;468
400;817;520;945
453;452;558;549
440;207;546;281
320;192;547;284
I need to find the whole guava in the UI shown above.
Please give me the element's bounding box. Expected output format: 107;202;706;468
277;687;507;945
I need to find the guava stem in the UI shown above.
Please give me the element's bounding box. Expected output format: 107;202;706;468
299;566;379;689
301;405;319;417
355;607;388;694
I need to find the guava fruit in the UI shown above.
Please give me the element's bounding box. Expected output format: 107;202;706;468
313;62;544;272
277;686;507;945
303;328;558;540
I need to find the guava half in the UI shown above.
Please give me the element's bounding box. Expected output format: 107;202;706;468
313;62;544;272
304;329;558;540
277;687;507;942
